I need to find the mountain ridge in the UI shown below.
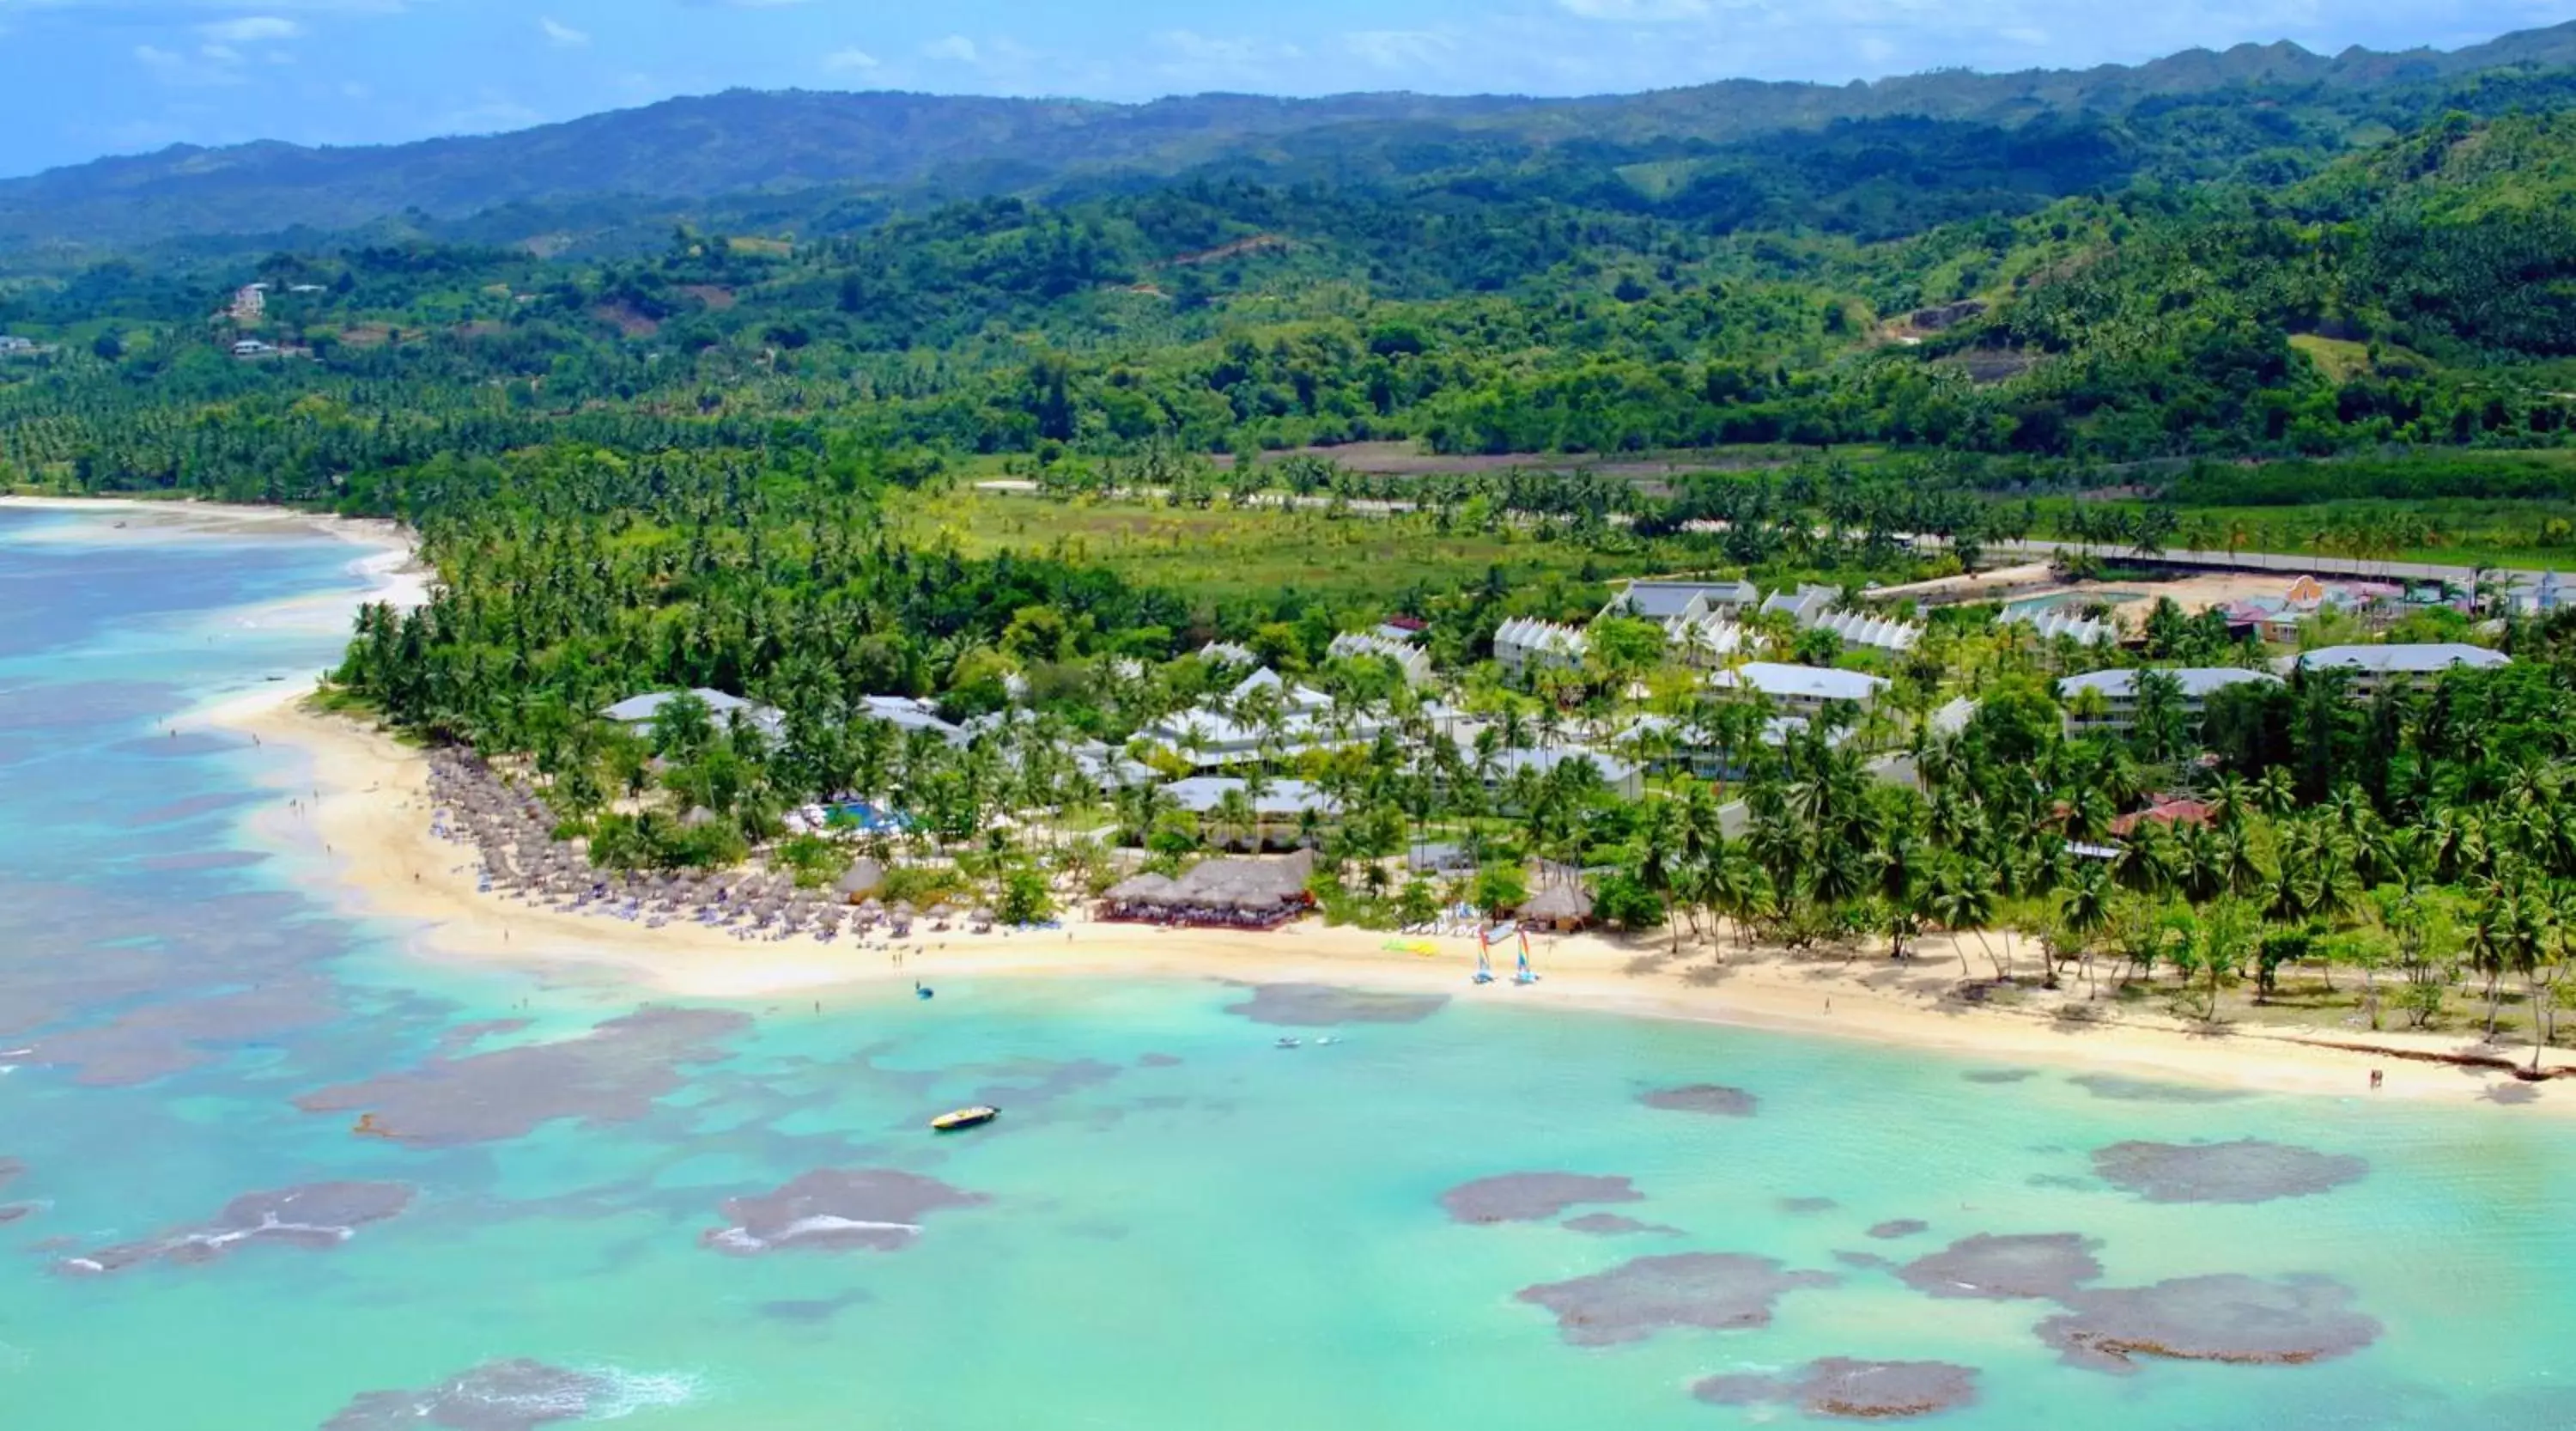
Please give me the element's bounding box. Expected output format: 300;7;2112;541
7;21;2576;254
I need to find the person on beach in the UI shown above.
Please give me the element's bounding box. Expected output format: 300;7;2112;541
2371;1069;2385;1090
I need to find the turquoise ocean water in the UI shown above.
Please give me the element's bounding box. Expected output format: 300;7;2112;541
1;503;2571;1430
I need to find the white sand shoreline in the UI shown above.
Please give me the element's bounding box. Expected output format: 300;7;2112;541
201;691;2570;1113
55;491;2555;1110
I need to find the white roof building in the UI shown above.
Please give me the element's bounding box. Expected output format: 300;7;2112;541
2281;645;2511;696
1710;661;1889;711
858;694;967;745
1607;579;1761;623
1494;618;1588;678
602;689;785;738
1809;609;1923;655
2289;643;2512;675
2059;667;2282;703
1328;630;1434;685
2002;608;2120;647
1160;776;1341;818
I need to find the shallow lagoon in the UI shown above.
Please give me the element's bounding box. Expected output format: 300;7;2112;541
2;505;2570;1430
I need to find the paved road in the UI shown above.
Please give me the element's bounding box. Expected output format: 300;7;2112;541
1975;539;2565;590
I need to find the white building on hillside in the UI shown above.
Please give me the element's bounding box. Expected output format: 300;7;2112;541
2002;607;2120;648
2057;667;2281;736
1145;667;1375;769
1710;661;1889;716
603;689;785;739
1606;579;1760;624
1808;609;1922;655
1328;630;1434;685
1494;618;1588;679
2281;644;2511;699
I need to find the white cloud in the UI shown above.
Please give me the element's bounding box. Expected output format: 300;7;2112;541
1157;30;1305;66
822;47;879;72
1342;29;1455;70
134;41;248;86
197;15;303;43
538;16;589;47
921;33;979;64
1555;0;1710;19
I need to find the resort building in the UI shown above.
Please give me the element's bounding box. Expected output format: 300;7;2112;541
2057;667;2283;736
1630;712;1842;781
1604;579;1760;624
602;689;784;739
1474;745;1646;801
1158;776;1340;822
2281;644;2512;698
858;695;967;746
1494;618;1588;679
1998;606;2120;648
1760;583;1841;626
1746;582;1923;656
1806;608;1923;655
2110;796;2219;839
1196;641;1256;668
2220;577;2400;642
1099;850;1316;928
1327;630;1435;685
1709;661;1889;716
1145;667;1379;770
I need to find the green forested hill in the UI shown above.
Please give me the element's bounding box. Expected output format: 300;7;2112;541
9;21;2576;257
6;28;2576;509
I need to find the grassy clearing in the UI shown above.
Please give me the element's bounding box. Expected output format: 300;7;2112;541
887;488;1686;610
2170;499;2576;570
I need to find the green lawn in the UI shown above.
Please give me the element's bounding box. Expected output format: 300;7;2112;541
888;488;1692;610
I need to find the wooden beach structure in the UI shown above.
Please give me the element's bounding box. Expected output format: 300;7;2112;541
1098;850;1316;929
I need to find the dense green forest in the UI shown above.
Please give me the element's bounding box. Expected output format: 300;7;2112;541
9;34;2574;1040
9;52;2576;523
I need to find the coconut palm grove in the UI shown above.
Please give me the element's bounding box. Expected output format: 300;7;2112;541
11;23;2576;1053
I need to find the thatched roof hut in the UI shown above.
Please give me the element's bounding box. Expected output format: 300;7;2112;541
835;858;886;903
1519;881;1595;930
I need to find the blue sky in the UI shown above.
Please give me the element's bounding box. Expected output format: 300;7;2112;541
0;0;2564;177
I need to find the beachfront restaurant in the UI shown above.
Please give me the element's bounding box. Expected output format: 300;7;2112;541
1098;850;1317;929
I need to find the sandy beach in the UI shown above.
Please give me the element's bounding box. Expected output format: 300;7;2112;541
40;492;2554;1111
194;682;2568;1112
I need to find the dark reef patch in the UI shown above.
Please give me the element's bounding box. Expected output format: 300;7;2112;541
1961;1069;2037;1085
1866;1220;1929;1240
968;1057;1123;1112
1443;1172;1642;1225
295;1007;750;1145
321;1360;615;1430
1224;983;1449;1026
756;1290;873;1324
1136;1052;1184;1068
1517;1253;1836;1346
702;1169;987;1255
1563;1212;1681;1238
1897;1233;2102;1301
1639;1084;1759;1117
56;1181;413;1276
1779;1197;1839;1215
2038;1275;2382;1373
2068;1075;2250;1105
134;849;269;874
1833;1251;1893;1271
120;791;256;828
26;978;341;1087
2092;1140;2368;1205
1695;1358;1981;1421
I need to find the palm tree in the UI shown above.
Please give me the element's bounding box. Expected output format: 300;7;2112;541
2054;860;2116;991
1928;860;1999;978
